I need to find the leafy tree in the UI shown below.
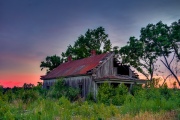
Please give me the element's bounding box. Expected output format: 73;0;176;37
23;83;34;89
61;27;112;60
113;46;119;54
120;20;180;85
170;19;180;61
120;37;158;81
40;55;62;73
140;21;180;85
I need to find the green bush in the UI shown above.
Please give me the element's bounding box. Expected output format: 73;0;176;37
159;84;172;100
48;78;79;101
0;79;180;119
112;83;128;105
97;83;128;105
21;90;38;103
97;82;115;105
0;85;3;94
86;92;95;102
131;84;142;95
120;86;180;115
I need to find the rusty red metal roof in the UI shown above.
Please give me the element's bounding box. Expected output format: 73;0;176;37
41;53;111;80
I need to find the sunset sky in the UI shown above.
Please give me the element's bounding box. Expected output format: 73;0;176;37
0;0;180;88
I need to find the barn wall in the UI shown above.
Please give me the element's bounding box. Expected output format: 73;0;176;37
43;79;56;89
43;76;95;98
96;55;117;78
64;76;94;98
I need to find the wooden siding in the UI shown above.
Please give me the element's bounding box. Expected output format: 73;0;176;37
43;76;95;98
65;76;94;97
95;53;117;78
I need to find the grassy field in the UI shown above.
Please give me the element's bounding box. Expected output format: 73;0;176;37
0;81;180;120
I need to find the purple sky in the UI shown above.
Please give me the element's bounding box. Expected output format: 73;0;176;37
0;0;180;87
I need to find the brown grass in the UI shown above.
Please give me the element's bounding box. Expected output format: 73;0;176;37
113;110;178;120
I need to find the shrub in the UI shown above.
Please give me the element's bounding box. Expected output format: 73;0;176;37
112;83;128;105
159;83;172;100
97;83;129;105
21;90;38;103
131;84;142;95
97;82;115;105
48;78;79;101
0;85;3;94
86;92;95;102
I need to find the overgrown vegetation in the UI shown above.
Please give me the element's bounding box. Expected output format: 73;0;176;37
97;83;128;105
47;79;79;101
0;79;180;120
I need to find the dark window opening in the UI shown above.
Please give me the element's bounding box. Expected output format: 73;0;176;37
117;65;129;75
113;60;119;67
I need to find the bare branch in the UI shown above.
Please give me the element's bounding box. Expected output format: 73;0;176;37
169;52;175;66
162;74;172;86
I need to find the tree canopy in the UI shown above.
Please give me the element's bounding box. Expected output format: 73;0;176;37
61;27;112;61
171;19;180;61
40;55;62;73
120;36;158;81
120;19;180;85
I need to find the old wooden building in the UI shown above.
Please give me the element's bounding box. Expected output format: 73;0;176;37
41;51;146;98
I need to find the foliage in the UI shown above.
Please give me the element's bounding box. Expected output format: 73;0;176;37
121;87;180;115
40;55;62;73
21;90;38;103
112;83;129;106
113;46;119;54
47;78;79;101
120;35;158;81
140;20;180;85
97;82;115;105
97;83;128;105
61;27;112;61
0;85;3;97
130;84;142;96
170;19;180;60
0;85;3;92
120;19;180;85
86;92;95;102
23;83;34;89
0;83;180;119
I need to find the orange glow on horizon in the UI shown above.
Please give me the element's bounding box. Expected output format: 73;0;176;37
139;75;180;89
1;73;179;88
0;74;42;88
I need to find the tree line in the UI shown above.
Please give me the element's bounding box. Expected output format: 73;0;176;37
40;20;180;86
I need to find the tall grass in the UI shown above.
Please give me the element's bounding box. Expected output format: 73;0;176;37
0;80;180;120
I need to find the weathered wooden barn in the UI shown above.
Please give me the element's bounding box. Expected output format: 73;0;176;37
41;51;146;98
